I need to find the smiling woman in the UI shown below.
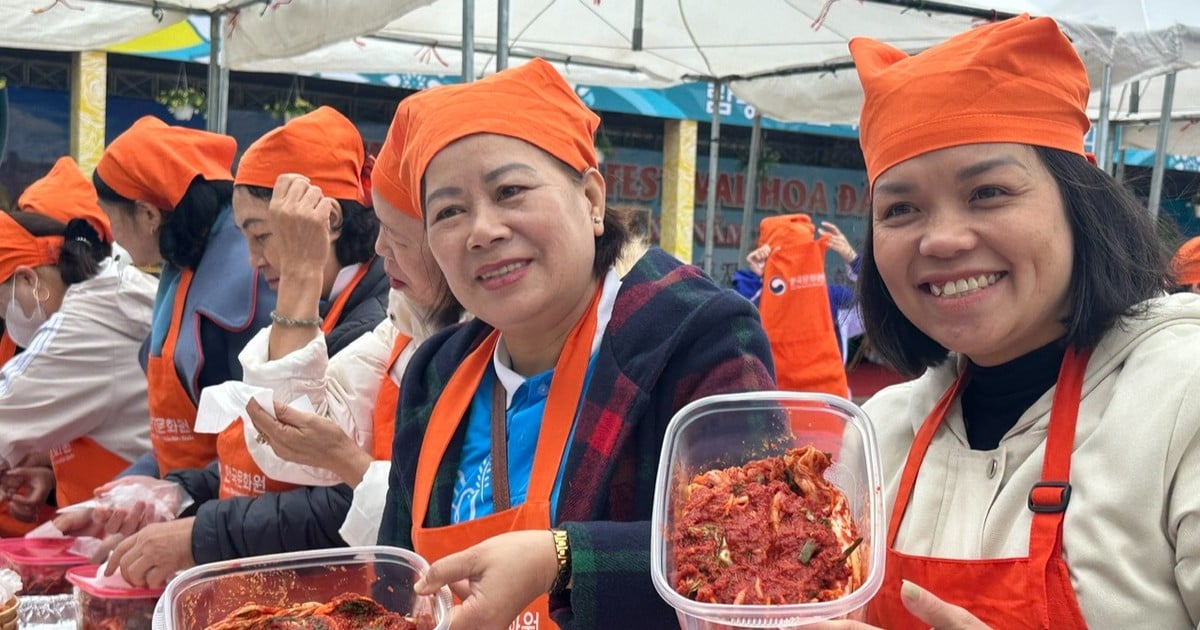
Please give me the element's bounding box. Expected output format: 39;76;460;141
376;58;777;629
839;14;1200;630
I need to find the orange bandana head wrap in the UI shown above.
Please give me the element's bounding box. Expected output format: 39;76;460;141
18;156;114;243
235;106;367;204
0;212;62;284
395;58;601;218
1174;236;1200;286
851;15;1090;187
96;116;236;211
373;102;414;215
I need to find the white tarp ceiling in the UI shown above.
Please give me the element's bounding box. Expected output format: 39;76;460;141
5;0;1200;153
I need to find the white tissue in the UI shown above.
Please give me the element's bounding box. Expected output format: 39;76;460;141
195;382;341;487
86;560;135;590
23;521;64;538
0;568;21;602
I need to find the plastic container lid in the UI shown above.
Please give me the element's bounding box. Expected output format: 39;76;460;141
0;539;84;566
66;565;163;599
156;546;451;630
650;392;886;628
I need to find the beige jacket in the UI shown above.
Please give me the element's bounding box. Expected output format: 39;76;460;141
864;293;1200;627
0;257;157;468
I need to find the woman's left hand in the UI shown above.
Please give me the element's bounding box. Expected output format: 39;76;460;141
812;580;990;630
414;530;559;630
105;517;197;588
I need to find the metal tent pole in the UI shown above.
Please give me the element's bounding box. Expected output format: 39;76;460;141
462;0;475;81
1094;64;1113;173
738;113;763;267
1147;71;1176;218
496;0;509;70
206;12;229;133
702;79;722;276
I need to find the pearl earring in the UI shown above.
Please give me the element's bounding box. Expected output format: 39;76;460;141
591;216;602;224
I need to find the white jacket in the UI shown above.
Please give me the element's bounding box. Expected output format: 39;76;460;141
0;257;157;468
864;293;1200;627
239;289;439;544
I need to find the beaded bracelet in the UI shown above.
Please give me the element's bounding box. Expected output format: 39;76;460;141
269;310;322;327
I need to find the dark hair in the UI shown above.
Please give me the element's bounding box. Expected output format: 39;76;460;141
237;185;380;266
94;171;232;270
857;146;1172;376
6;212;112;285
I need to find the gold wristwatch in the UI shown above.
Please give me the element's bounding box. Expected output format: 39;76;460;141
549;528;572;596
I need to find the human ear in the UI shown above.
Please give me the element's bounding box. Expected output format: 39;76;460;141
580;168;606;236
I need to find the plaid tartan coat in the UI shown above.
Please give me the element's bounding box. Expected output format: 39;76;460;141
380;248;776;628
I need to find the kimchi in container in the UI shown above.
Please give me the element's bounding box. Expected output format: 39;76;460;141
0;538;88;596
67;564;163;630
155;547;451;630
651;392;885;628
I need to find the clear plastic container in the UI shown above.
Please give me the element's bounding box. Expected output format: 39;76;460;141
651;392;886;628
67;565;162;630
157;546;451;630
0;538;88;596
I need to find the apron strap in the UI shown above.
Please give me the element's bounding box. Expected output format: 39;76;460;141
490;375;511;512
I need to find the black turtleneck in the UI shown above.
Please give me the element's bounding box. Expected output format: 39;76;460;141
960;341;1066;450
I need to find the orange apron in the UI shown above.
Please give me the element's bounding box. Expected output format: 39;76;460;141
50;437;131;506
371;333;412;460
0;331;16;366
866;349;1090;629
147;269;217;476
757;214;848;398
216;264;373;498
411;286;602;630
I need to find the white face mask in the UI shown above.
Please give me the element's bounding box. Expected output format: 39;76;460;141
5;276;48;347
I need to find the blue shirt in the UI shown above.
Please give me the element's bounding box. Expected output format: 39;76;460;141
451;354;598;524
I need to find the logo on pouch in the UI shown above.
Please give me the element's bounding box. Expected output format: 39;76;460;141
768;276;787;295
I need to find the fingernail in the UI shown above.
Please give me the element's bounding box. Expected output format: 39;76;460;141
901;580;921;603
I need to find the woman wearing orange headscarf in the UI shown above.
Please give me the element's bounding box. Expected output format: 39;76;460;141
376;59;776;629
824;15;1200;628
0;207;155;512
90;117;275;480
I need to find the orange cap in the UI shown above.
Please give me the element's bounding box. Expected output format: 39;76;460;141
851;15;1090;187
395;58;600;218
18;156;114;243
1174;237;1200;286
0;212;63;283
95;116;236;211
372;102;413;215
235;106;367;204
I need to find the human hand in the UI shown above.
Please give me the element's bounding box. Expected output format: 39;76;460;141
106;517;196;588
246;398;371;486
414;530;559;630
90;475;186;536
54;507;103;537
809;580;990;630
746;244;773;276
1;466;55;522
266;174;337;278
818;221;857;263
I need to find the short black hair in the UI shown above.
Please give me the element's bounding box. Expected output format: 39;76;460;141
5;212;111;285
94;171;232;270
236;185;379;267
857;146;1172;376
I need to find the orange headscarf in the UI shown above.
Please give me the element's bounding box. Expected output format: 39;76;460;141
851;15;1090;187
18;156;114;243
0;212;62;283
1174;237;1200;286
95;116;236;211
392;58;600;219
373;103;411;214
235;106;367;204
